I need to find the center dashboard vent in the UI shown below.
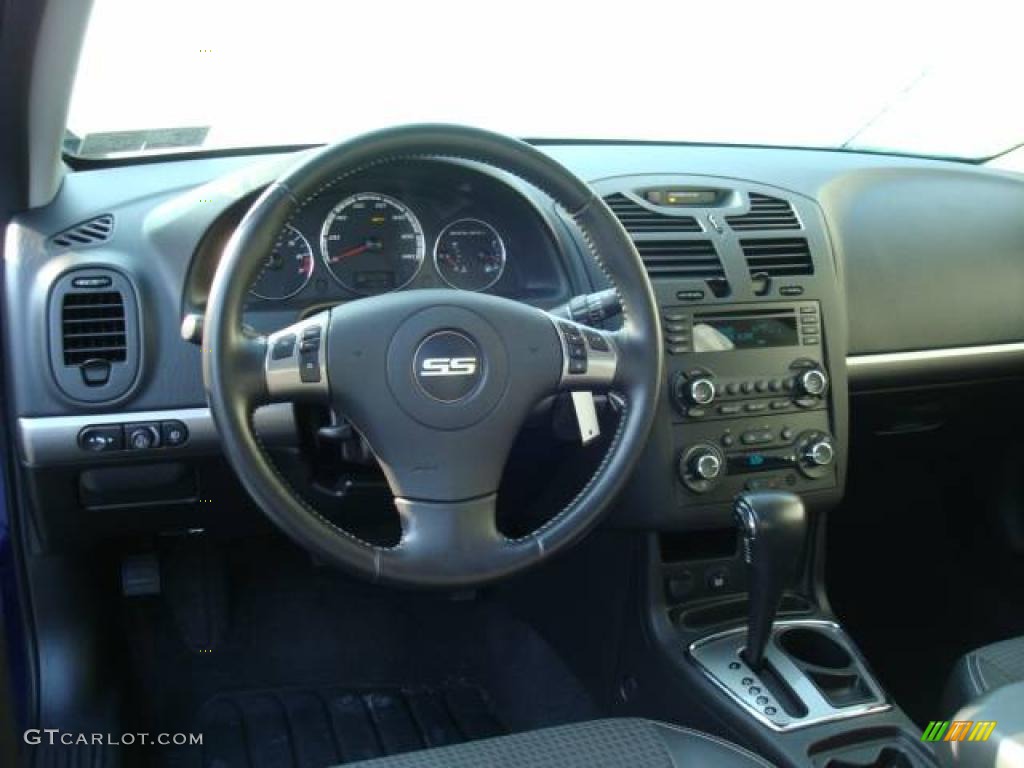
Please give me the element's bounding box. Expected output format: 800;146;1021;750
50;214;115;248
603;193;702;233
740;238;814;277
636;240;725;281
48;269;140;403
726;194;799;231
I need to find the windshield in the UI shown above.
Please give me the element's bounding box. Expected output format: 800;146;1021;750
67;1;1023;161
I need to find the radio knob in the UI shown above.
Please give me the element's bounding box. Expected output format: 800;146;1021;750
804;437;835;467
688;377;716;406
798;368;828;397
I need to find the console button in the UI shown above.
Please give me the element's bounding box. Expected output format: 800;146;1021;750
741;381;754;394
803;335;820;345
770;400;791;410
800;306;816;314
755;380;768;393
706;568;729;591
741;429;774;445
160;420;189;447
688;377;716;406
79;425;123;452
718;404;741;415
744;402;767;413
798;368;829;396
769;379;782;392
125;423;160;450
725;382;739;396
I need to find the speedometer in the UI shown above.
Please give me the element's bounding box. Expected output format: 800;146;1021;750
319;193;425;295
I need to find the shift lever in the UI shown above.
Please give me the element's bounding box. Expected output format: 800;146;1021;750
733;491;807;670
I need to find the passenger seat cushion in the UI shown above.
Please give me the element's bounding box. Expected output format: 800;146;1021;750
339;718;775;767
943;636;1024;715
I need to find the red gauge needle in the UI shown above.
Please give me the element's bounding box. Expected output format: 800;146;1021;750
332;243;370;262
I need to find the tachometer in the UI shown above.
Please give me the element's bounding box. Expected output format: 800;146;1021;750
249;224;314;300
434;218;506;291
320;193;425;295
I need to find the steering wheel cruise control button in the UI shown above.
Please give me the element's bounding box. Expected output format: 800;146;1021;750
271;334;296;360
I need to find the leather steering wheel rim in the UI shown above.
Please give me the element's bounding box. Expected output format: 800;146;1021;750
203;124;663;587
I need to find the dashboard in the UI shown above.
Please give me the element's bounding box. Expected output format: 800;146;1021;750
6;138;1024;548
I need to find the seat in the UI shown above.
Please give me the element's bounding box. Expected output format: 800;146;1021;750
340;718;774;767
943;635;1024;714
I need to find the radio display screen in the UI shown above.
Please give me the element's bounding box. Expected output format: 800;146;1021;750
693;315;798;352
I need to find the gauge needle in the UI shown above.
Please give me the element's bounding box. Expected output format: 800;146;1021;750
332;239;383;262
332;243;369;262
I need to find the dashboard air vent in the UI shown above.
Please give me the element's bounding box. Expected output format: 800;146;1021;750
636;240;724;280
49;269;140;403
51;214;115;248
741;238;814;277
604;193;701;233
61;291;127;365
726;194;799;231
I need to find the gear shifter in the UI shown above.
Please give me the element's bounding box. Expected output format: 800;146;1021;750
733;491;807;670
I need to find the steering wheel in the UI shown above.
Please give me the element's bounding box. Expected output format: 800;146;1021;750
203;124;662;587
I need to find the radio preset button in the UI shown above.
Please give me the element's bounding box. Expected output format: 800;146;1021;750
803;335;820;345
770;400;791;410
719;404;741;415
741;381;754;394
755;380;768;393
726;382;739;396
744;402;767;413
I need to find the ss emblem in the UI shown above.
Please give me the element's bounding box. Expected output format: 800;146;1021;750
419;357;478;377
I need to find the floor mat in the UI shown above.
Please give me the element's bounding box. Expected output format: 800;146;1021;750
122;538;597;767
191;683;504;767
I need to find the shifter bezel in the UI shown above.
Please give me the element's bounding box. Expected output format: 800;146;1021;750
688;619;889;731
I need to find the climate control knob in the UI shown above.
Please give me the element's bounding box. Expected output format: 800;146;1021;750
795;431;835;478
679;443;726;493
692;450;723;480
798;368;828;397
804;438;835;467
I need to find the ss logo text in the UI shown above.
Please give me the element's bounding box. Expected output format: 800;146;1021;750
419;357;478;377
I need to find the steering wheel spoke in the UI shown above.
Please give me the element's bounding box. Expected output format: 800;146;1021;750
263;310;331;404
549;316;619;392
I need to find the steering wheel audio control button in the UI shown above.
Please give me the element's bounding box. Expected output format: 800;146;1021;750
271;334;296;360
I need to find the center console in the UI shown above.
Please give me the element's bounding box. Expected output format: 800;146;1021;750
586;176;933;767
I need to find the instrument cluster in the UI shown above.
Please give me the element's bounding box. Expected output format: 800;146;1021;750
241;161;560;309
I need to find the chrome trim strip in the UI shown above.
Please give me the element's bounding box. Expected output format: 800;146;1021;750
17;404;297;467
688;619;891;732
847;341;1024;388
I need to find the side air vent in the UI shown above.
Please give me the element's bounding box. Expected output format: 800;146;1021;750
61;292;127;365
604;193;702;233
48;269;140;403
741;238;814;277
636;240;724;280
726;194;799;231
51;214;115;248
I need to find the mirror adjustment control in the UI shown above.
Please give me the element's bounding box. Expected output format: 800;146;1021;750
79;425;124;452
125;423;161;450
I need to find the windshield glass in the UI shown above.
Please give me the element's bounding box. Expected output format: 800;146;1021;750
67;0;1022;161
